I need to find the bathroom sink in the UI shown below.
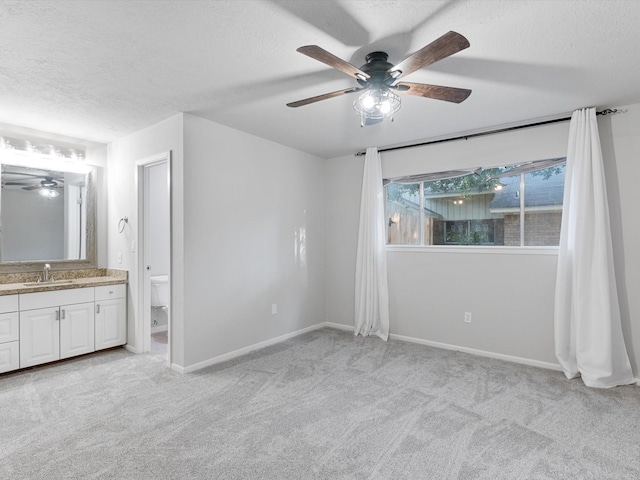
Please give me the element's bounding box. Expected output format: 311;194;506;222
23;279;75;287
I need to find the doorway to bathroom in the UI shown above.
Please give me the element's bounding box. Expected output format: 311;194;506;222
137;152;171;365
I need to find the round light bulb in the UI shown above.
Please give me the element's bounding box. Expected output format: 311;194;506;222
39;188;59;198
361;94;375;110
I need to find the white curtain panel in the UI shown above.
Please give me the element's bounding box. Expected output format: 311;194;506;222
554;108;635;388
354;147;390;341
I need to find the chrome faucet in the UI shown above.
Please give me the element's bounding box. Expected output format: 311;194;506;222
40;263;51;283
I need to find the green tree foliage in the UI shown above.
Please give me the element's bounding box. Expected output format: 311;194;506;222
424;168;504;195
387;164;565;200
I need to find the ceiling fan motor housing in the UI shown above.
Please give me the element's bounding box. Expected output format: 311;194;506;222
357;52;397;88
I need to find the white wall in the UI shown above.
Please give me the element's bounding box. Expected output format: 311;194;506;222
107;114;185;365
324;154;363;328
182;114;325;368
325;111;640;372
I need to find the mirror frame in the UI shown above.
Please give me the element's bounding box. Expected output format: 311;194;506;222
0;168;96;273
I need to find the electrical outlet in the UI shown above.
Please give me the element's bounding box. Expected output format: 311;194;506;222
464;312;472;323
271;304;277;315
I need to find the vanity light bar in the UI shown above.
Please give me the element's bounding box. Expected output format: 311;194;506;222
0;135;91;174
0;135;85;161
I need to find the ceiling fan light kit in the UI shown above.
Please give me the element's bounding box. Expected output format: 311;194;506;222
38;187;59;198
287;31;472;126
353;89;401;126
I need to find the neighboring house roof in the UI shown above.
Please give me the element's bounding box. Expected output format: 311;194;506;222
392;197;443;218
490;169;565;210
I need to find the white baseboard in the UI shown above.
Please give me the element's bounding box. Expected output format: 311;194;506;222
177;323;327;373
324;322;354;332
124;344;139;354
151;325;168;334
166;321;561;374
389;332;562;372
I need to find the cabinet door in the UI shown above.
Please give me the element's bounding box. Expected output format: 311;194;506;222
0;341;19;374
95;298;126;350
20;307;59;368
60;302;95;359
0;312;19;343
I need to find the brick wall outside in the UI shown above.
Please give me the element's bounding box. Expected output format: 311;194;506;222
504;214;520;246
524;211;562;246
504;211;562;246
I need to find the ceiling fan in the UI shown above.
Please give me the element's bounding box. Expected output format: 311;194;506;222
287;31;471;126
2;173;64;197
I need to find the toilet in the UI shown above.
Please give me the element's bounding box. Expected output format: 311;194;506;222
150;275;169;309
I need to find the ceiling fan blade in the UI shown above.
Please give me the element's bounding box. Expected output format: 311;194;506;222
287;87;363;108
2;171;42;177
297;45;370;81
395;82;471;103
389;31;470;80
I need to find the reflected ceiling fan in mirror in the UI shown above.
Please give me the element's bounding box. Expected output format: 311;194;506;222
287;31;472;126
2;170;64;198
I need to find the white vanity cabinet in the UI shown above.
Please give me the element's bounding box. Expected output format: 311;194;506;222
95;285;127;350
19;288;95;368
0;295;20;373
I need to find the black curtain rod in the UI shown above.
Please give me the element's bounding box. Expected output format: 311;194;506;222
355;109;618;157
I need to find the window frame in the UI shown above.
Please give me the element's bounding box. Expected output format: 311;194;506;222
385;159;565;251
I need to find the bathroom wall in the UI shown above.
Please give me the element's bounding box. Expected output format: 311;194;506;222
107;114;185;365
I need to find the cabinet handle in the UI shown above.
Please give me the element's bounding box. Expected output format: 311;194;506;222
55;309;60;321
96;304;101;314
61;309;65;320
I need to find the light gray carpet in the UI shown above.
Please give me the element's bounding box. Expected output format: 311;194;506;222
1;327;639;479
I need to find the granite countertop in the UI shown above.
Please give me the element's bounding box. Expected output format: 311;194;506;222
0;268;128;296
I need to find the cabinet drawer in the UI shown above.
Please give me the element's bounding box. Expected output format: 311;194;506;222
20;287;95;311
0;295;18;314
0;312;19;343
0;341;19;374
95;284;126;301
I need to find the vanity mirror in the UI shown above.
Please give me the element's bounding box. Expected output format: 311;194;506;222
0;162;96;272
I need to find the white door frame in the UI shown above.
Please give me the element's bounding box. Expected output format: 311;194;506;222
135;151;171;366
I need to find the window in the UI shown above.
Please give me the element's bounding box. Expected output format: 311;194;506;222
386;158;566;247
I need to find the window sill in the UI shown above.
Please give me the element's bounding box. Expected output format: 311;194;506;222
386;245;559;255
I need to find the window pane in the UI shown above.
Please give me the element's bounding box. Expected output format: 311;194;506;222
424;169;505;245
384;159;565;247
523;163;565;246
491;173;520;246
386;183;420;245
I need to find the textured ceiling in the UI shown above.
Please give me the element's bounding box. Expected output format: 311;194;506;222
1;0;640;158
